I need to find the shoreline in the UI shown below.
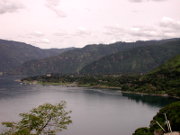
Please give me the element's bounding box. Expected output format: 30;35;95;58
20;80;180;99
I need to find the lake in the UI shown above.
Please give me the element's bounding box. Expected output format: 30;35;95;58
0;76;178;135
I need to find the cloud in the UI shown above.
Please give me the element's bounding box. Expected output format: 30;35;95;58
103;18;180;42
160;17;180;30
40;38;50;44
46;0;66;17
129;0;143;2
75;27;91;36
54;27;91;38
31;38;50;45
30;31;45;37
103;26;125;37
129;0;167;2
128;27;160;38
0;0;23;14
126;25;179;40
102;26;127;42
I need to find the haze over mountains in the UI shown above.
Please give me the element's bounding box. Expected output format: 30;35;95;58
18;41;149;75
0;39;74;73
0;38;180;75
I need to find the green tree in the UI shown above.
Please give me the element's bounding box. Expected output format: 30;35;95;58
133;101;180;135
133;127;153;135
1;101;72;135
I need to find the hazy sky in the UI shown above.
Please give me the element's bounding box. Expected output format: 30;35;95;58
0;0;180;48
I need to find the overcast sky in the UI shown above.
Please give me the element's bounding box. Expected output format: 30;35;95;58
0;0;180;48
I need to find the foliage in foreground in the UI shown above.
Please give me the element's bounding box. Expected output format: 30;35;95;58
133;127;153;135
0;101;72;135
133;101;180;135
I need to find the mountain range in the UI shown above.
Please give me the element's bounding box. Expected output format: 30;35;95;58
0;38;180;75
18;38;180;75
18;41;147;75
22;54;180;97
81;39;180;74
0;39;74;73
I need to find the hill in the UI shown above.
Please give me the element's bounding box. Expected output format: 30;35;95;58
22;54;180;98
19;38;180;75
0;39;73;73
18;41;145;75
120;54;180;97
80;39;180;74
138;54;180;97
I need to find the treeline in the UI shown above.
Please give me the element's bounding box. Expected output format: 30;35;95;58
22;55;180;98
22;74;141;88
22;71;179;98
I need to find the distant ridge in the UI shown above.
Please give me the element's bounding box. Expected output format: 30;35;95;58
81;39;180;74
0;39;74;73
18;39;163;75
17;38;180;75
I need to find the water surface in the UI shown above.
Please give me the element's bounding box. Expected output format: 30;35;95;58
0;76;178;135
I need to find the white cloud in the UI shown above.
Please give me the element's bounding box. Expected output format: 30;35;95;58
0;0;23;14
31;31;45;37
128;27;160;38
31;38;50;46
129;0;143;2
103;26;124;36
54;27;91;38
129;0;167;2
130;27;140;32
46;0;66;17
75;27;91;36
103;17;180;42
160;17;180;29
40;38;50;44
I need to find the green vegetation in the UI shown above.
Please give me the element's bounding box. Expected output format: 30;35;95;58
22;74;140;89
22;54;180;98
0;39;71;73
0;101;72;135
81;39;180;74
126;54;180;97
133;101;180;135
133;127;153;135
19;38;180;75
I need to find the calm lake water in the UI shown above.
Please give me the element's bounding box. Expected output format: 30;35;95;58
0;76;178;135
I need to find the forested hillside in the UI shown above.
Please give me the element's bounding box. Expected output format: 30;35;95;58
22;54;180;98
19;38;180;75
81;39;180;74
0;39;73;73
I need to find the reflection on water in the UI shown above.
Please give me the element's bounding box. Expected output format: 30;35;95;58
0;76;178;135
122;93;178;107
